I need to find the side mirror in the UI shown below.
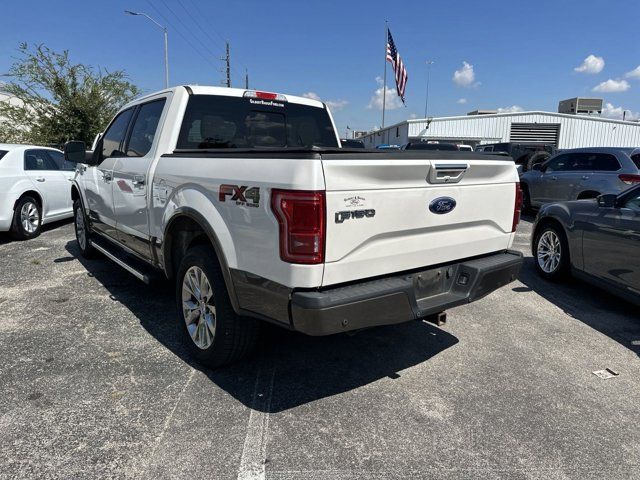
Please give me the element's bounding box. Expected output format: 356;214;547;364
597;194;617;208
531;163;542;172
64;141;94;164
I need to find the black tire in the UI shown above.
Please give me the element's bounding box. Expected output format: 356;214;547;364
73;199;97;259
526;151;550;172
533;223;570;281
175;245;259;367
10;195;42;240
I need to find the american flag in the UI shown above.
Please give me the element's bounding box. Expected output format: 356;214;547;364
386;29;408;103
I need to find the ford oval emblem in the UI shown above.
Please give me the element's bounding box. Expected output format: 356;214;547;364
429;197;457;214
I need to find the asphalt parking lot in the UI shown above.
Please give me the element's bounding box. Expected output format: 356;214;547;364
0;218;639;480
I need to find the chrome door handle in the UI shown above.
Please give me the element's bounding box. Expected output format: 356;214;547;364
102;171;112;182
132;175;146;187
551;176;557;181
36;177;45;182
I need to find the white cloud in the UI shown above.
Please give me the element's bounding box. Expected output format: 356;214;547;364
408;113;418;119
452;61;479;88
456;98;467;104
592;79;630;93
496;105;524;113
325;100;348;111
601;102;638;120
302;92;348;111
302;92;321;101
625;65;640;79
574;54;605;74
367;77;404;110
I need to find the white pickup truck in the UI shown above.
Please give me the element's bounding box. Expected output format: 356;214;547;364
64;86;523;367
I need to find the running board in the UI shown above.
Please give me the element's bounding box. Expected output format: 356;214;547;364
91;243;151;284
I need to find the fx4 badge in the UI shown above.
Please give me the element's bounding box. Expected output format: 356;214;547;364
219;184;260;208
335;209;376;224
429;197;456;214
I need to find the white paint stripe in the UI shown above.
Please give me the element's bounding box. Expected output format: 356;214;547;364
237;366;275;480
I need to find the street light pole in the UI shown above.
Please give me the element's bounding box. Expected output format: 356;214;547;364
125;10;169;88
424;60;434;118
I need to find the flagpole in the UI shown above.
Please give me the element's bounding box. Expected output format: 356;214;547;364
382;20;388;128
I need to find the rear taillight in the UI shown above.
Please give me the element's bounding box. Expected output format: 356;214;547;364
619;174;640;185
512;182;523;232
271;189;325;264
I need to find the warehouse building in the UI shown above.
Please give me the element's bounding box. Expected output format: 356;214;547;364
360;110;640;149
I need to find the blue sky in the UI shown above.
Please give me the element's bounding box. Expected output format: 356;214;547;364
2;0;640;134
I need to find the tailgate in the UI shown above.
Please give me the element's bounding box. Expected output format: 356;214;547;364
321;154;518;286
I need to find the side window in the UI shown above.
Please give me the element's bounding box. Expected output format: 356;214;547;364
623;190;640;212
24;149;59;171
567;153;593;171
592;154;621;172
545;154;570;172
125;99;166;157
47;150;75;171
631;154;640;169
102;108;134;159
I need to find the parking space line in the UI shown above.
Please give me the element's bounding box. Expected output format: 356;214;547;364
237;366;276;480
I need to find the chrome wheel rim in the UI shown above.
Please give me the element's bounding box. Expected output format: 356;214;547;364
182;266;216;350
75;208;87;250
537;230;561;273
20;202;39;234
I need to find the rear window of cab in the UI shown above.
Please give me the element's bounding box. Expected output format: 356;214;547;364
176;95;338;149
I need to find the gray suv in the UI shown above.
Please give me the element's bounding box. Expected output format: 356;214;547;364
520;147;640;209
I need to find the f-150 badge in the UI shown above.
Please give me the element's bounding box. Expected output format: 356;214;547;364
219;184;260;208
335;209;376;224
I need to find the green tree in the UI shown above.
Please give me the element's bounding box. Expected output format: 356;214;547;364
0;43;140;146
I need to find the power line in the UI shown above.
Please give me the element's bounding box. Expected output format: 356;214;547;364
183;0;250;75
144;0;219;70
157;0;220;59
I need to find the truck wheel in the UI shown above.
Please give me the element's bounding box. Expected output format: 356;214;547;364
175;245;259;367
11;196;42;240
73;199;96;258
533;224;570;280
526;151;550;172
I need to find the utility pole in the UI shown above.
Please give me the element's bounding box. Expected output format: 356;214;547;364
424;60;435;118
223;41;231;87
245;68;249;89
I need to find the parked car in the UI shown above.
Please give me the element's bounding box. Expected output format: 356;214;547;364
375;144;401;150
402;142;459;151
63;85;523;367
0;144;75;239
457;144;473;152
340;139;365;148
532;186;640;305
476;143;555;171
520;147;640;210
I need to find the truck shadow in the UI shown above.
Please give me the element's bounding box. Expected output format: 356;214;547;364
65;241;459;413
517;257;640;358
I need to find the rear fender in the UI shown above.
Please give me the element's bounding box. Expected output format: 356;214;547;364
533;204;581;269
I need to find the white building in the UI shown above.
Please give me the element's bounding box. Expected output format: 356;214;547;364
360;111;640;149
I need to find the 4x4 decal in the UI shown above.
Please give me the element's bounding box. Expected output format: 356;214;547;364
219;184;260;207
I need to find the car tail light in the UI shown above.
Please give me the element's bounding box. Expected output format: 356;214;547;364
243;90;287;101
512;182;523;232
619;174;640;185
271;189;325;264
